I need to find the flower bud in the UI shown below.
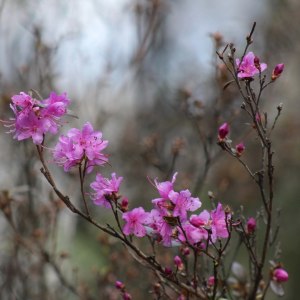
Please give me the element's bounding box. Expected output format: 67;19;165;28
120;197;129;212
181;246;190;256
271;64;284;80
235;142;245;156
123;292;132;300
255;112;261;123
208;276;215;286
273;268;289;283
254;56;261;70
115;280;125;290
164;267;173;276
218;122;229;140
247;217;256;234
174;256;184;271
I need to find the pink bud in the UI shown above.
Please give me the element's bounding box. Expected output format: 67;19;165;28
272;64;284;80
174;256;184;270
254;56;261;70
123;292;132;300
178;295;186;300
121;197;129;212
218;122;229;140
200;242;206;250
181;247;190;256
208;276;215;286
164;267;172;276
235;142;245;156
247;217;256;234
115;281;125;290
255;112;261;123
273;268;288;283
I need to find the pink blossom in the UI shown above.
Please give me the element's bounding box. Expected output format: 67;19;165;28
218;122;229;140
155;172;177;198
190;210;210;228
6;91;70;144
53;122;108;172
90;173;123;208
146;209;174;246
40;92;70;134
247;217;256;234
211;203;229;241
184;211;211;243
272;63;284;80
11;92;35;108
13;110;47;144
178;222;207;245
236;52;267;78
122;207;149;237
235;142;245;156
168;189;201;220
273;268;289;283
152;173;177;211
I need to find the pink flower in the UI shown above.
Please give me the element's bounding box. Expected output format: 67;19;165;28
236;52;267;78
40;92;70;134
6;91;70;144
271;63;284;80
218;122;229;140
211;203;229;241
14;110;47;144
235;142;245;156
53;122;108;172
247;217;256;234
122;207;149;237
273;268;289;283
179;210;210;244
90;173;123;208
178;222;207;245
11;92;35;108
146;209;174;246
152;173;177;211
168;189;201;220
190;210;210;228
155;172;177;198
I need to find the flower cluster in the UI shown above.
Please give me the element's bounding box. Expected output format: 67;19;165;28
121;173;230;247
53;122;108;172
6;91;70;144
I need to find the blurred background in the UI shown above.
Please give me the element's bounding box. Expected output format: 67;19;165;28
0;0;299;299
